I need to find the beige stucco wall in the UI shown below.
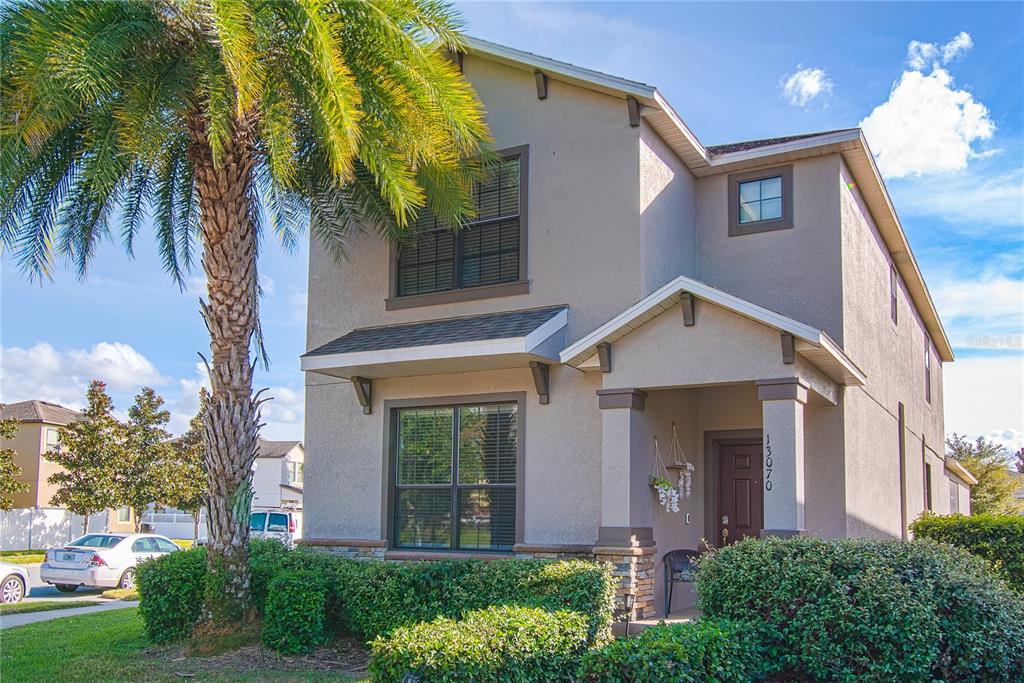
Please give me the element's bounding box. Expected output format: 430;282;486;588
838;159;947;536
694;155;844;343
2;423;44;508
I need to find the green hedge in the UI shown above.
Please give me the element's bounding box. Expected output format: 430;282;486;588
261;569;327;655
136;546;206;644
369;605;589;682
696;537;1024;682
911;513;1024;591
577;620;756;683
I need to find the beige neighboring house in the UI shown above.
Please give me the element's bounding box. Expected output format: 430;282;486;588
252;439;305;510
0;399;135;533
299;39;973;618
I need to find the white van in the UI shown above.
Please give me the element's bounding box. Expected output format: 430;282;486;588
249;510;301;548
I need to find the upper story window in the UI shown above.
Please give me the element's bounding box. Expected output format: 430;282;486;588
45;427;60;454
727;165;794;236
389;148;529;310
924;342;932;404
890;264;899;324
288;461;303;485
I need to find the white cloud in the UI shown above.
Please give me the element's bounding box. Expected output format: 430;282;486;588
890;166;1023;228
860;66;995;178
259;274;276;296
780;65;833;107
0;341;168;409
944;354;1024;452
907;31;973;70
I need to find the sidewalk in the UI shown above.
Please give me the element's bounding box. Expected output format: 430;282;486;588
0;601;138;630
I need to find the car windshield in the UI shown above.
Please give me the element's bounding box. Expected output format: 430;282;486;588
249;513;266;531
68;534;124;548
267;513;288;532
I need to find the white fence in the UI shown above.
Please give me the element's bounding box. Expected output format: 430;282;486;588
141;509;204;540
0;508;109;551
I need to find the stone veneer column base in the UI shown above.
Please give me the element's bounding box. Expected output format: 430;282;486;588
592;545;657;619
298;539;386;560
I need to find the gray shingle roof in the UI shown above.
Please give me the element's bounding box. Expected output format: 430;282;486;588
706;129;857;155
304;306;567;357
256;438;302;459
0;400;83;425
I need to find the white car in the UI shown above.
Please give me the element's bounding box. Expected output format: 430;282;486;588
1;561;30;604
40;533;180;592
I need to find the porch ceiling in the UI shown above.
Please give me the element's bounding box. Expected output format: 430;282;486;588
300;306;567;380
560;275;866;387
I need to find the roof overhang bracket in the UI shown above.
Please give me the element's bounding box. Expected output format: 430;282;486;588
534;71;548;100
529;361;550;404
352;376;372;414
781;332;795;365
626;96;641;127
680;292;696;327
596;342;612;373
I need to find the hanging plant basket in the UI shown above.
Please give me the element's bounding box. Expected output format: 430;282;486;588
650;423;695;514
650;474;680;514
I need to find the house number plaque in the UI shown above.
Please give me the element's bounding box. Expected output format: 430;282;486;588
764;433;773;491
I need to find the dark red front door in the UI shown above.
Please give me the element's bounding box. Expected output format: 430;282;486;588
717;442;763;546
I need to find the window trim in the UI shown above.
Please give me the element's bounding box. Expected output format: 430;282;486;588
381;392;526;553
924;341;932;404
386;145;530;310
890;264;899;324
727;165;794;236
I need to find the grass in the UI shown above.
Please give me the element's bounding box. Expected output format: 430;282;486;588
0;608;368;683
101;587;139;600
0;600;102;615
0;553;45;564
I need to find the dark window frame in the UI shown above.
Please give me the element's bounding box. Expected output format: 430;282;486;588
727;165;794;236
924;462;933;511
924;341;932;404
386;146;530;310
382;393;526;554
890;264;899;324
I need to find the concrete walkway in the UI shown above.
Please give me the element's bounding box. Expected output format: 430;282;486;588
0;601;138;630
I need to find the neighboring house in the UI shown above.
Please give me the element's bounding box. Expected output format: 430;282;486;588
252;439;305;510
0;399;135;538
300;39;972;618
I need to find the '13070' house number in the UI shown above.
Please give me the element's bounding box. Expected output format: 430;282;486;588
764;434;773;491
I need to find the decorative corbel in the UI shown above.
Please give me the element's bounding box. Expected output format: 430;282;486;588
680;292;696;327
626;96;641;127
529;361;550;404
534;71;548;100
780;332;795;365
351;376;372;414
596;342;612;373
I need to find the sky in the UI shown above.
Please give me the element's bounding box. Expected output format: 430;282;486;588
1;1;1022;452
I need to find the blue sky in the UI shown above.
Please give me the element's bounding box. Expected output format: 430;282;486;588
1;1;1022;450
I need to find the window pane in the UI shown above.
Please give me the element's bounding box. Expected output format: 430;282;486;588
738;201;760;224
475;157;520;222
250;513;266;531
396;489;452;548
397;408;453;484
760;197;783;220
458;488;515;551
396;230;456;296
458;404;518;484
459;219;520;288
738;180;761;203
760;176;782;199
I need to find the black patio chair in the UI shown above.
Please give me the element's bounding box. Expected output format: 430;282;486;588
663;549;700;617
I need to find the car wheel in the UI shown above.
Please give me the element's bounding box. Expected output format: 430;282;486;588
118;568;136;590
1;574;25;604
55;583;78;592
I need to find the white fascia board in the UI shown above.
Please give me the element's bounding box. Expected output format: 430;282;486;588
560;275;819;366
300;308;567;375
944;457;979;486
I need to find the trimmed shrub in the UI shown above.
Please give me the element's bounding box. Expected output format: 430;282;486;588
578;620;756;683
369;605;589;682
911;512;1024;591
248;539;291;612
696;537;1024;682
136;546;206;644
261;569;327;655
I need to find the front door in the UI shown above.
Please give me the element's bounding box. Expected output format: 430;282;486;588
716;442;763;546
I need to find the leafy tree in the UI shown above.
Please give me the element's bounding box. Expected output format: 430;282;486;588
118;387;176;531
48;381;123;534
0;417;30;511
946;433;1024;515
166;388;210;540
1014;447;1024;474
2;0;488;621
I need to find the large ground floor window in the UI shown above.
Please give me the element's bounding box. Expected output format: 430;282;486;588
393;402;518;551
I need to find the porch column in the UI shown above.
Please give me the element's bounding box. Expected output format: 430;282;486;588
595;388;657;619
756;378;807;536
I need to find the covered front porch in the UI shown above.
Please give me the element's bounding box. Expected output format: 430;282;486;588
561;275;864;618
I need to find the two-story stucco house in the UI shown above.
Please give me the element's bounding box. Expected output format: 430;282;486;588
299;39;974;618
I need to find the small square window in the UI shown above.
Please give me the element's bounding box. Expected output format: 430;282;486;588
728;166;793;236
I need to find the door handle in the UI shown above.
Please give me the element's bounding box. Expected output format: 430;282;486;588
721;515;729;525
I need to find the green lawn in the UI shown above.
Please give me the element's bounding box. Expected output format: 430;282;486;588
0;600;101;615
0;552;45;564
1;608;368;682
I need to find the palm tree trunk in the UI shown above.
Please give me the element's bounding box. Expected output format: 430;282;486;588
187;113;261;624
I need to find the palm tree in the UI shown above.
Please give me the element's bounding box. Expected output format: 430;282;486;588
1;0;489;623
